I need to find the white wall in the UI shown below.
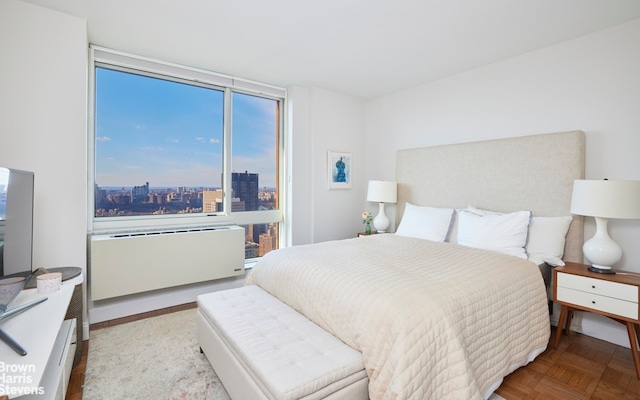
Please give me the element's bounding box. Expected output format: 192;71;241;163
0;0;88;330
365;19;640;347
289;87;367;244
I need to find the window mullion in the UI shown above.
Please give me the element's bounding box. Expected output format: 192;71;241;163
223;88;233;214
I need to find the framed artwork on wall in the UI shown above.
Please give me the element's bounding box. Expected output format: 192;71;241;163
328;151;352;189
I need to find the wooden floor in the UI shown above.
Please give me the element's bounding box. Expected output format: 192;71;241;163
495;328;640;399
65;341;87;400
65;316;640;400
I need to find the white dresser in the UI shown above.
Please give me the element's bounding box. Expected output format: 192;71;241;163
0;283;75;399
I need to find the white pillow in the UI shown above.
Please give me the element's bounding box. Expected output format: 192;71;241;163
466;206;500;216
396;203;455;242
527;216;573;266
467;206;572;266
457;209;531;259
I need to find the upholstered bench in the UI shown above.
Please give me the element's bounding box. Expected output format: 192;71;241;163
196;285;369;400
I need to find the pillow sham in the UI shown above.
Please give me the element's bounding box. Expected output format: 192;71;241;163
526;216;573;266
457;209;531;259
467;206;572;266
396;203;455;242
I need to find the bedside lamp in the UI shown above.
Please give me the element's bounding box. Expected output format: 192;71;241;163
367;180;397;233
570;179;640;273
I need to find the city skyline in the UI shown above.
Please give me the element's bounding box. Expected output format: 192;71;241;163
95;184;276;190
94;171;276;217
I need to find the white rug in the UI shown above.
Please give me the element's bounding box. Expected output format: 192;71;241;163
83;308;507;400
83;309;230;400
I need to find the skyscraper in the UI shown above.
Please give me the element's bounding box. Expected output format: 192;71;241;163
202;189;223;213
231;172;258;211
132;182;149;203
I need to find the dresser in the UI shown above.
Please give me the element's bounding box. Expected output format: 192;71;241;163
0;283;75;399
553;262;640;378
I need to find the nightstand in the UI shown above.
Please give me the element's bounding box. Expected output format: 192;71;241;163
553;261;640;378
357;232;376;237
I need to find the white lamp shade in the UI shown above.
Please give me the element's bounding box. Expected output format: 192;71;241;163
570;180;640;219
570;179;640;270
367;181;397;203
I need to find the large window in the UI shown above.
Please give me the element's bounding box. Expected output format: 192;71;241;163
89;47;285;259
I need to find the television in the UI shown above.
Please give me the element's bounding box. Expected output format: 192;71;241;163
0;166;34;278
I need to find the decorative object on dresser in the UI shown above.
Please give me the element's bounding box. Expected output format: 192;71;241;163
570;179;640;273
553;261;640;378
366;180;397;233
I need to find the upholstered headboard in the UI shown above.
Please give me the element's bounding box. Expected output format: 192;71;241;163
396;131;586;263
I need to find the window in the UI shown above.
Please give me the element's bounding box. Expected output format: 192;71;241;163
89;47;285;259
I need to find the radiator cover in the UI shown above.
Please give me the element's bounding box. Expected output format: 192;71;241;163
89;226;245;300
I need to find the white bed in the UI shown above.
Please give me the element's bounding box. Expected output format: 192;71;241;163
246;131;586;399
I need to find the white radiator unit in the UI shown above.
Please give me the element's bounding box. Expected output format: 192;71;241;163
89;225;245;301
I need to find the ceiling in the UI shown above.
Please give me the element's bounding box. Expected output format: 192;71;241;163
21;0;640;99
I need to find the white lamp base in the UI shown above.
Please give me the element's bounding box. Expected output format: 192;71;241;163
587;265;616;274
373;202;389;233
583;217;622;273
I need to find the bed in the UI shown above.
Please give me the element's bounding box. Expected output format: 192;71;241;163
246;130;586;399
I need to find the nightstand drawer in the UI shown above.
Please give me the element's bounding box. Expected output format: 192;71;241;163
556;286;639;320
557;272;638;302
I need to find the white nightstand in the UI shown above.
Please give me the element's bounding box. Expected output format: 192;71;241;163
553;262;640;378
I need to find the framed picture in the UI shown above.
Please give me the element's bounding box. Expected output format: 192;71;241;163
328;151;352;189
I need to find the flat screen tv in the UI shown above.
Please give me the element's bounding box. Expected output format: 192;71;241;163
0;166;34;278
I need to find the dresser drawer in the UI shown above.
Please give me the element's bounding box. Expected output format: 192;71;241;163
557;272;638;302
556;286;639;320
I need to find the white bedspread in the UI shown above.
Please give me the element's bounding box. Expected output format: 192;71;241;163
246;234;550;400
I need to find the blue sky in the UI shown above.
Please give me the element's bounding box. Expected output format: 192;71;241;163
95;67;277;189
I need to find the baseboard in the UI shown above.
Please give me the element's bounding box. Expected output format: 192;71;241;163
87;274;245;327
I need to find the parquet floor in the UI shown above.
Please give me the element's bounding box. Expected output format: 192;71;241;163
65;321;640;400
65;341;87;400
495;327;640;399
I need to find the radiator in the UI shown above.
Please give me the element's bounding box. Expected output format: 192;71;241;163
89;225;245;301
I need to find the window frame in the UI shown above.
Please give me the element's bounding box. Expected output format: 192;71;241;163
87;46;287;254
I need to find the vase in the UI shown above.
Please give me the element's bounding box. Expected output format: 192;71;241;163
365;221;371;235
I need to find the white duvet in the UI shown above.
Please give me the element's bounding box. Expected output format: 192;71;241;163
246;234;550;400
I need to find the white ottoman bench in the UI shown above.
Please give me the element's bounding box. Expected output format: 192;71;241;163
197;285;369;400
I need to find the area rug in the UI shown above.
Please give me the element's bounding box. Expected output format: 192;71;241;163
83;308;507;400
83;309;230;400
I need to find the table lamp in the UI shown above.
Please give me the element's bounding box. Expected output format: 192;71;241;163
367;180;397;233
570;179;640;273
